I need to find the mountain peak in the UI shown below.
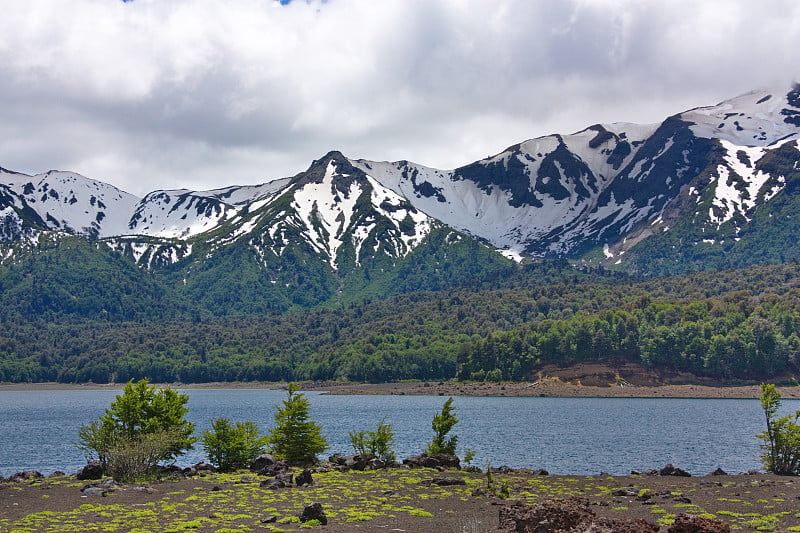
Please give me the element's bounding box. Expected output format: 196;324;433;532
2;83;800;279
681;83;800;147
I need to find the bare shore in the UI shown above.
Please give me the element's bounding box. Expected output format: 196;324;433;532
3;380;800;398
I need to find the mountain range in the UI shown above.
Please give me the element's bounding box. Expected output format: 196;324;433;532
2;83;800;316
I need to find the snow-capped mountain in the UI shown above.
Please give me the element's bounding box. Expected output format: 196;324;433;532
353;85;800;266
2;84;800;285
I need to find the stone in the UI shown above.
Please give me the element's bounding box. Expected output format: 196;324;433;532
76;461;104;481
368;458;387;469
402;453;460;469
276;473;293;485
499;498;659;533
499;497;596;532
183;462;216;477
156;464;184;478
667;513;730;533
250;453;276;472
343;454;370;471
81;486;108;497
10;471;43;482
299;502;327;525
295;469;313;486
260;478;285;489
258;462;290;477
660;464;691;477
709;467;728;476
425;476;467;486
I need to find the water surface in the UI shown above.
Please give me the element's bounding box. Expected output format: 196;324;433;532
1;389;792;477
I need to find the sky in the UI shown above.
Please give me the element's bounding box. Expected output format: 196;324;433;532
1;0;799;197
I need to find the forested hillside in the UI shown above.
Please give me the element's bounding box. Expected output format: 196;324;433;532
2;262;799;384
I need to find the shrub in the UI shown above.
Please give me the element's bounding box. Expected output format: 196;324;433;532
77;379;196;481
425;396;459;456
105;429;184;483
266;383;327;464
757;382;800;475
348;417;396;463
202;418;268;472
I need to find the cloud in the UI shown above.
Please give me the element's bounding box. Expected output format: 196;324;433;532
1;0;799;196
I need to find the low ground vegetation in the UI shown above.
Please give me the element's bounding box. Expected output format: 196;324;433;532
3;468;800;532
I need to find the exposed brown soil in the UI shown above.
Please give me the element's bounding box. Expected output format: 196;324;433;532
3;361;800;398
2;469;799;532
305;361;800;399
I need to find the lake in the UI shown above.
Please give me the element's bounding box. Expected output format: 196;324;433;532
1;389;794;477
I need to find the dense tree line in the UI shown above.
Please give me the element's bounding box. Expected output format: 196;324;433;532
2;262;800;384
457;290;800;381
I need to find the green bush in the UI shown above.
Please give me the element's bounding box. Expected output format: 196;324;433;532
425;396;459;456
266;383;327;465
202;418;268;472
758;383;800;475
77;379;196;481
348;417;396;463
104;429;185;483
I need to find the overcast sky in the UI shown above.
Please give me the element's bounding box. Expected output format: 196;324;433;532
2;0;799;196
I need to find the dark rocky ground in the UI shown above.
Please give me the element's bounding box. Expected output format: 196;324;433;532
2;465;799;532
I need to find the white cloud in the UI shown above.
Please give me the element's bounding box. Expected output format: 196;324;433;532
1;0;798;196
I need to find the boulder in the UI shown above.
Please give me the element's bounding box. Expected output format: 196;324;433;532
250;453;277;472
499;498;659;533
183;462;216;477
260;478;286;490
368;458;388;469
499;498;596;532
667;513;730;533
156;464;184;478
81;486;108;497
709;467;728;476
299;502;327;524
76;461;104;480
344;454;370;471
295;469;313;486
258;462;290;476
402;453;460;469
9;470;43;482
660;464;691;477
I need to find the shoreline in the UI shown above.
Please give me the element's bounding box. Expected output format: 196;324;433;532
3;380;800;398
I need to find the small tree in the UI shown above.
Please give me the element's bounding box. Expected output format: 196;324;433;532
202;418;269;472
267;383;327;465
77;379;196;481
349;417;396;463
425;396;459;456
758;383;800;475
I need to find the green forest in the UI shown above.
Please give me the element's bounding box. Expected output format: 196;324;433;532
2;259;800;385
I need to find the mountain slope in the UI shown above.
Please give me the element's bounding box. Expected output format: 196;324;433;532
1;83;800;315
354;85;800;267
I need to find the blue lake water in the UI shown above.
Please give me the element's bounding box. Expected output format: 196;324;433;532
1;389;795;477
